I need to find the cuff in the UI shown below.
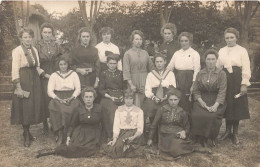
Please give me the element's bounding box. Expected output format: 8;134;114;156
241;79;251;86
12;78;20;84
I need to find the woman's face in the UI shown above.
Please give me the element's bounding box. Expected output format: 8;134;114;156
225;32;237;47
107;59;117;71
205;54;217;69
180;36;190;50
163;29;174;42
102;32;111;43
83;91;95;106
80;32;91;46
132;34;142;48
41;27;53;42
155;57;166;71
125;96;134;107
168;95;180;108
21;32;33;47
59;60;68;73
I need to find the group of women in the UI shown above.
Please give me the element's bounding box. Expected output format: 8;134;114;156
11;22;251;159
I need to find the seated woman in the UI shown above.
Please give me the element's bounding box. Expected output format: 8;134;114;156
147;87;194;158
143;52;176;123
99;52;124;142
48;56;81;145
37;87;104;158
191;49;227;147
103;89;144;158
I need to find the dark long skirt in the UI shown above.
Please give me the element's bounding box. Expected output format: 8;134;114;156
174;70;193;112
11;67;44;125
158;126;194;157
103;129;145;158
224;67;250;120
100;97;123;141
48;91;80;131
191;91;226;139
55;124;101;158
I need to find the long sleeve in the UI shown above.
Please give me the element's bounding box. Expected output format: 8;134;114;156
95;55;101;76
12;48;21;83
181;110;190;134
72;72;81;98
166;52;176;71
216;71;227;105
123;52;131;81
168;71;177;88
47;73;57;99
241;48;251;86
144;73;154;98
113;109;121;139
147;55;154;72
136;109;144;136
192;72;201;101
148;107;163;140
67;110;80;137
193;51;201;81
34;48;45;76
98;71;107;96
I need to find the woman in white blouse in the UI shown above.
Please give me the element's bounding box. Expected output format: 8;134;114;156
103;89;144;158
143;53;176;125
96;27;122;71
48;56;81;145
167;32;200;113
217;27;251;145
11;28;47;147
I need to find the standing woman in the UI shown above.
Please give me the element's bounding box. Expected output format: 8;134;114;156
35;23;63;133
217;28;251;145
159;23;180;66
99;52;124;142
96;27;122;71
48;56;81;145
11;28;47;147
167;32;200;113
123;30;154;108
191;49;227;147
70;27;100;88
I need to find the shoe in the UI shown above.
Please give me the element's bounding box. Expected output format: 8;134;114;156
232;123;240;145
23;131;30;147
219;121;232;140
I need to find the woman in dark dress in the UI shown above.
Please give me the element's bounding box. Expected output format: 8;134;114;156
37;87;104;158
103;89;144;158
99;52;124;142
217;28;251;145
35;23;63;133
11;28;47;147
147;87;194;158
159;23;180;66
70;27;100;88
191;49;227;147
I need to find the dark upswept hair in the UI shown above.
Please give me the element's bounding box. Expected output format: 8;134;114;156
154;51;167;63
203;48;219;60
81;86;97;99
106;51;120;63
129;30;145;44
40;22;54;35
160;23;177;37
224;27;239;39
56;54;71;71
178;32;193;44
76;27;93;46
124;89;135;99
166;85;182;99
19;27;34;38
99;27;114;36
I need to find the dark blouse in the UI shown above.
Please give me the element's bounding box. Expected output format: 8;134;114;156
149;104;189;139
99;69;124;97
67;104;102;137
159;40;180;65
70;45;100;76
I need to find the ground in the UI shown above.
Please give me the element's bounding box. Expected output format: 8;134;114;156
0;98;259;167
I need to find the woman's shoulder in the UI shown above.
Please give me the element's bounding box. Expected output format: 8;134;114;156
12;45;22;53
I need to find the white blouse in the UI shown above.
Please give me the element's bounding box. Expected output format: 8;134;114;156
95;42;122;71
145;70;176;98
217;45;251;86
12;45;44;82
167;47;201;81
113;105;144;139
47;70;81;99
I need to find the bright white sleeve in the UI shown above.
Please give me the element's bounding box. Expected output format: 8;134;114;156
136;109;144;136
12;48;21;82
47;74;57;99
192;51;201;81
72;72;81;97
168;71;177;88
241;48;251;86
166;52;176;71
113;109;121;139
144;73;154;98
34;48;44;76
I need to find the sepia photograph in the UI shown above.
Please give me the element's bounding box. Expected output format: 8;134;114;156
0;0;260;166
